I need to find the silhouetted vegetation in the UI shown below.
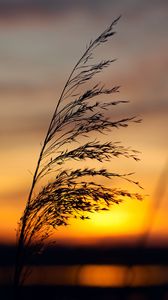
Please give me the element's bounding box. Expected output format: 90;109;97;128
14;17;142;287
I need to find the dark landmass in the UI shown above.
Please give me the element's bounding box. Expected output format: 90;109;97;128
1;285;168;300
0;244;168;266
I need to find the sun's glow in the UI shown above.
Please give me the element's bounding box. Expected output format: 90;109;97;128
22;265;168;286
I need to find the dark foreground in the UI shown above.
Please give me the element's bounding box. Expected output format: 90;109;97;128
1;245;168;299
1;285;168;300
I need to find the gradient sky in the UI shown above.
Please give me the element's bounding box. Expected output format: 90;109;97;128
0;0;168;246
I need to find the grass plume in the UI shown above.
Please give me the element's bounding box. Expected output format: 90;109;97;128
14;16;142;287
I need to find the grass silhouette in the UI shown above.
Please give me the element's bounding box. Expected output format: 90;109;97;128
13;16;142;287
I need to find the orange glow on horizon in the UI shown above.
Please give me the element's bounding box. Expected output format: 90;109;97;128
1;191;168;246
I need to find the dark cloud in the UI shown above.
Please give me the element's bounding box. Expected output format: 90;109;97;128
0;0;167;15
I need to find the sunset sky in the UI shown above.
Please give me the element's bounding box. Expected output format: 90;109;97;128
0;0;168;247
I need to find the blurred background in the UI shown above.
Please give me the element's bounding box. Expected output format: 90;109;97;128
0;0;168;298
